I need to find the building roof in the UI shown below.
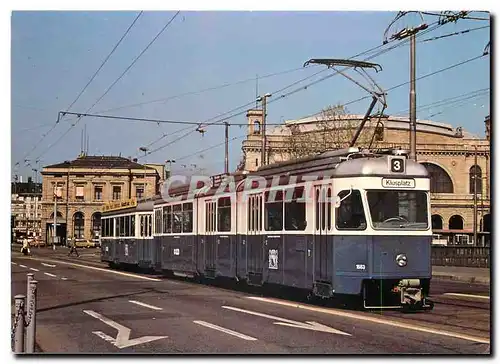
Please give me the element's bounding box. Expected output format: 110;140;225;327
267;113;483;139
43;155;152;170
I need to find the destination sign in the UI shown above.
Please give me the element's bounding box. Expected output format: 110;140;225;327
381;178;415;189
103;198;137;212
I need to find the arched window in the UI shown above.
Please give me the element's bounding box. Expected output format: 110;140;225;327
449;215;464;230
49;211;63;219
73;212;85;239
482;214;491;233
469;165;482;194
92;212;102;238
253;120;261;134
421;163;454;193
431;214;443;230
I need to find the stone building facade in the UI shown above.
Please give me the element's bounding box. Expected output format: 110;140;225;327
240;109;491;246
40;155;164;245
11;178;42;243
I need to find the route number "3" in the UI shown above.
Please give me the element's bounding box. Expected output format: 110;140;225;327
390;158;405;173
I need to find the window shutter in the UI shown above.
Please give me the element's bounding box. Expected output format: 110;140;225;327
54;186;63;197
76;186;84;197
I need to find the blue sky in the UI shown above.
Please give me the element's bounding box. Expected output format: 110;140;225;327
11;11;490;179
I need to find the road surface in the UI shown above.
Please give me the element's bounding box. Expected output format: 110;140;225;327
11;250;490;354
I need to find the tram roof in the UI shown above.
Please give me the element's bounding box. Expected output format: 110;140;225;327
102;197;157;216
154;147;429;203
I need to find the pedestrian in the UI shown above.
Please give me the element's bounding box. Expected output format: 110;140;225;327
68;236;80;257
21;237;30;256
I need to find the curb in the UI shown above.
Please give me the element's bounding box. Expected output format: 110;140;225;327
432;273;490;285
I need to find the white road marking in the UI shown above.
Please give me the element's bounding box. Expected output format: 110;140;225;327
11;262;17;265
247;296;489;344
29;268;39;272
83;310;168;349
129;300;163;311
193;320;257;341
222;306;350;336
44;272;57;277
443;293;490;300
41;263;56;268
19;265;27;268
27;258;161;282
61;277;68;280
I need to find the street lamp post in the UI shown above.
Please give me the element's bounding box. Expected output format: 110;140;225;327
257;93;272;167
224;122;229;174
53;183;58;250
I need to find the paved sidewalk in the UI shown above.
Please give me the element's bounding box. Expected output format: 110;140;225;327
432;266;490;285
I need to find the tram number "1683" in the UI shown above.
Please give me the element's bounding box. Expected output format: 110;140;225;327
356;264;366;270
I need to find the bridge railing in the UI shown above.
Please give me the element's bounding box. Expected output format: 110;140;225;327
431;246;490;268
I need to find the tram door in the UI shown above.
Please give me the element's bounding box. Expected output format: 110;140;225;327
314;185;332;284
246;193;264;285
204;200;217;277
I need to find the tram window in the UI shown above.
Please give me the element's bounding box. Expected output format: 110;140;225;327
101;219;106;237
367;190;429;229
321;188;326;230
125;216;131;237
315;189;320;230
265;190;283;231
131;215;135;237
218;197;231;232
165;206;172;233
140;215;145;237
285;187;306;231
158;209;163;233
183;202;193;233
172;204;182;233
110;218;115;237
247;197;252;231
154;209;160;234
118;216;124;236
327;188;332;230
336;190;367;230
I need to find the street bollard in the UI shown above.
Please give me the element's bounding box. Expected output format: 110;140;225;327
13;295;25;353
26;273;34;308
25;280;38;353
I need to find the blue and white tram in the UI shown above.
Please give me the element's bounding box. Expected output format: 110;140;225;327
100;199;155;269
102;147;434;310
229;147;433;309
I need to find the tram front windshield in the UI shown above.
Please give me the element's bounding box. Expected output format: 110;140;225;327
366;190;429;230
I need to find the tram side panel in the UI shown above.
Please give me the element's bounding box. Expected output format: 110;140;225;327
216;235;237;278
281;234;312;290
262;235;284;285
152;236;163;272
213;194;237;279
116;239;138;266
100;238;114;263
332;235;370;295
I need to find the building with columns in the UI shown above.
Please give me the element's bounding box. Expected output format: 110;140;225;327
240;109;491;246
40;155;164;245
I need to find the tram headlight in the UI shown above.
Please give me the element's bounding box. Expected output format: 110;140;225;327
396;253;408;267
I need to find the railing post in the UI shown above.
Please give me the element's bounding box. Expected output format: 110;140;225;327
13;294;25;353
25;279;38;353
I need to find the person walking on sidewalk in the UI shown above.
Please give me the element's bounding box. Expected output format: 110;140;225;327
68;236;80;257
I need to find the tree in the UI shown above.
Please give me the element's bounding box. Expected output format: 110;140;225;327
279;104;384;160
